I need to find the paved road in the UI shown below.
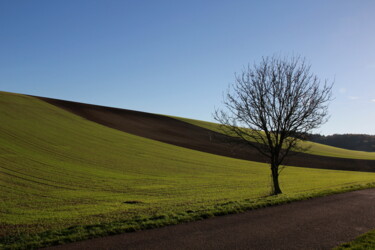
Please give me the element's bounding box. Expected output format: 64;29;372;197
47;189;375;250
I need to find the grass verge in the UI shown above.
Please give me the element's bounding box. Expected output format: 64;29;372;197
335;229;375;250
1;183;375;249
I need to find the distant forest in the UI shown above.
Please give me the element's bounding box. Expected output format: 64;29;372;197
309;134;375;152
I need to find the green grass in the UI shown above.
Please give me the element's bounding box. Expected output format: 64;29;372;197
335;229;375;249
173;116;375;160
1;91;375;249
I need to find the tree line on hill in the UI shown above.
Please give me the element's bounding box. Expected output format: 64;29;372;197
309;133;375;152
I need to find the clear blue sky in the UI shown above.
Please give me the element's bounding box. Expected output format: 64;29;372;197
1;0;374;135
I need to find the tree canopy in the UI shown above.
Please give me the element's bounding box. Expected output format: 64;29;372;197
215;56;333;195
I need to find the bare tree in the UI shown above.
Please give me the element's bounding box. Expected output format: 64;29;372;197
214;56;333;195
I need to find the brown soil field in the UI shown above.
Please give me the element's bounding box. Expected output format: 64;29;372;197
35;96;375;172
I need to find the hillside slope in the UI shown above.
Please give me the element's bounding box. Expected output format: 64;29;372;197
2;91;375;248
175;117;375;160
37;95;375;172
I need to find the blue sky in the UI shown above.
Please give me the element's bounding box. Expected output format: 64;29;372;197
1;0;374;135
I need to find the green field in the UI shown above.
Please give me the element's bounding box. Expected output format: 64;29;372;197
1;91;375;248
174;116;375;160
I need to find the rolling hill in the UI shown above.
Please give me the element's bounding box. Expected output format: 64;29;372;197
173;117;375;160
1;91;375;248
38;95;375;171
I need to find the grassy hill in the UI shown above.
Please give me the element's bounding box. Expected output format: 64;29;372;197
1;91;375;248
174;117;375;160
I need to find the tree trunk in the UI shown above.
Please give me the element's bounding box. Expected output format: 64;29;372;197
271;164;282;195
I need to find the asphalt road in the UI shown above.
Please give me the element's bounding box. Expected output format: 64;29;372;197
46;188;375;250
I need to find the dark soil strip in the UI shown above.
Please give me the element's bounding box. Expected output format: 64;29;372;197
35;96;375;172
45;188;375;250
